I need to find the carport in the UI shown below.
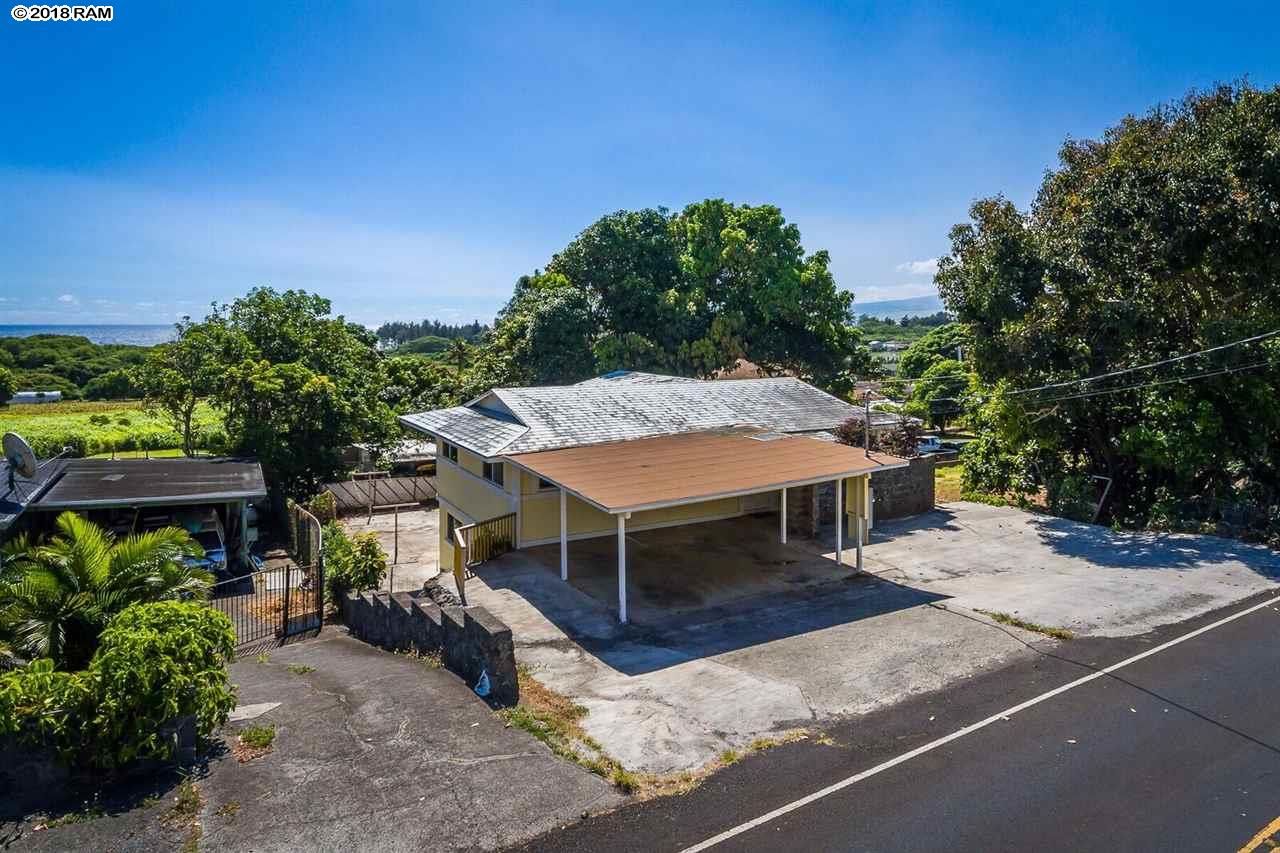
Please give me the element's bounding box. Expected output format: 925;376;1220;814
507;429;906;622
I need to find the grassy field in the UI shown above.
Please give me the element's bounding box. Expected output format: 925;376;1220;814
935;463;965;502
0;400;224;458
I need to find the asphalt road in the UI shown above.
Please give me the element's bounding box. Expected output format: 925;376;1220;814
516;592;1280;853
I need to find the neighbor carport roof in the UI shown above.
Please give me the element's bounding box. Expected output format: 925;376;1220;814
34;457;267;509
506;429;908;514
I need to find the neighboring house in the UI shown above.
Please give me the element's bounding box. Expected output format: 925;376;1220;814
5;390;63;405
401;371;910;622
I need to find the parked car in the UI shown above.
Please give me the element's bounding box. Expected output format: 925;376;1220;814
172;509;229;578
916;436;944;454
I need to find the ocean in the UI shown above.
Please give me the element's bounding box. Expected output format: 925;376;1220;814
0;324;176;346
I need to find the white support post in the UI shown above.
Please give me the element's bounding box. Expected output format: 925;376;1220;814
780;487;788;544
559;488;568;582
617;513;628;623
835;478;843;566
856;516;865;572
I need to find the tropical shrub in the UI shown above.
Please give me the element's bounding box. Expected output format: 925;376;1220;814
322;523;387;604
0;601;236;768
833;416;921;458
0;513;211;670
306;490;338;524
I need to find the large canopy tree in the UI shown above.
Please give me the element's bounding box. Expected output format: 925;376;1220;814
938;83;1280;524
139;289;397;500
479;200;871;392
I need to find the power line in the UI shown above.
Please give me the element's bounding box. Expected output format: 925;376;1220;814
1023;359;1278;407
1007;328;1280;397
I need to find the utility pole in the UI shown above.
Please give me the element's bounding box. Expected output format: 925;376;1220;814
863;392;871;458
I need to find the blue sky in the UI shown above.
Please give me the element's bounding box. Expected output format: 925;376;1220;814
2;1;1276;327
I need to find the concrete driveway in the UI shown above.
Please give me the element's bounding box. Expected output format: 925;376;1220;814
866;503;1280;637
342;506;440;593
450;504;1280;776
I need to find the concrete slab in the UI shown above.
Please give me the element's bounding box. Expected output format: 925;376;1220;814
864;502;1280;637
520;514;851;622
342;506;440;593
448;506;1280;775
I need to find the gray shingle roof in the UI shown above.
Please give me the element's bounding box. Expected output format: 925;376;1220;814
400;375;904;457
399;406;529;456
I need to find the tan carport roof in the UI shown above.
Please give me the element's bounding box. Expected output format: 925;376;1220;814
505;429;909;514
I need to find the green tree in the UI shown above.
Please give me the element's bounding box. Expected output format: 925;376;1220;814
210;288;397;499
898;323;972;379
135;320;240;456
0;365;14;404
909;359;971;435
0;513;210;670
476;201;871;392
673;199;868;388
447;337;469;381
82;368;139;400
937;83;1280;522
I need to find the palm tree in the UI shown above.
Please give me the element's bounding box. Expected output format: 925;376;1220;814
0;512;212;670
448;338;469;381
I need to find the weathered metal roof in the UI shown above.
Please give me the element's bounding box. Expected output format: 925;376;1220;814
401;375;910;457
507;429;909;513
34;458;267;510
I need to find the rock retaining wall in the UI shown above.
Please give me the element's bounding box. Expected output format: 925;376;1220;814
341;591;518;706
870;455;937;521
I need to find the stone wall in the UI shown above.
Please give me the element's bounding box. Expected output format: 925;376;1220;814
870;455;937;521
341;591;518;706
786;484;819;538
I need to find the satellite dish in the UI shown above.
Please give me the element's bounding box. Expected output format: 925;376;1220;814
3;432;38;479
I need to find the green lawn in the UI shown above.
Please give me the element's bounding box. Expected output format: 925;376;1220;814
935;463;964;503
0;400;224;458
87;447;195;459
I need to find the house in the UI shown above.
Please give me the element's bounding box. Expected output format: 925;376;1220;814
4;390;63;404
400;371;910;622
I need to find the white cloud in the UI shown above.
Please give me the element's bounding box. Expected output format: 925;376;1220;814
852;281;940;302
895;258;939;276
57;293;77;304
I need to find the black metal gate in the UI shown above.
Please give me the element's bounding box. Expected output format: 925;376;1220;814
211;503;324;649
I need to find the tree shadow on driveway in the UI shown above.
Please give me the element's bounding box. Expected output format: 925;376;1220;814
1030;515;1280;576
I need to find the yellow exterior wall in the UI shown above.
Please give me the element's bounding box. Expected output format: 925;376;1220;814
517;488;744;545
844;474;871;544
435;448;517;570
435;449;878;563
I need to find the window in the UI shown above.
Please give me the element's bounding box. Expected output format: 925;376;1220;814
482;461;505;487
444;513;457;544
538;478;557;491
439;441;458;463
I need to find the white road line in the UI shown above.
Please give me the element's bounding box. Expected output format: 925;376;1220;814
680;593;1280;853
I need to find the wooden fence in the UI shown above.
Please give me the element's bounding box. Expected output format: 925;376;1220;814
324;475;437;514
